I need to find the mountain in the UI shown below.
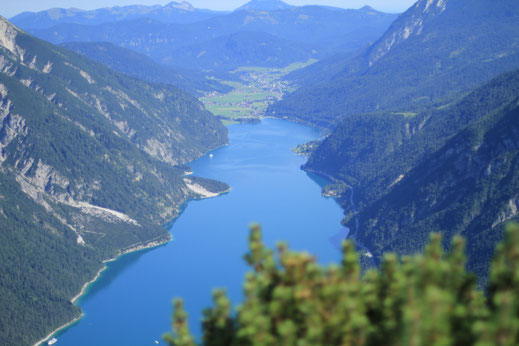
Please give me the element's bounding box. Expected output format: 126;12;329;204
306;69;519;200
305;68;519;280
23;6;397;70
9;1;227;29
60;41;231;95
353;95;519;280
269;0;519;128
236;0;293;11
0;17;228;345
164;31;316;71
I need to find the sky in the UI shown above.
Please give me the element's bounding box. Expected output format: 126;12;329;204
2;0;417;18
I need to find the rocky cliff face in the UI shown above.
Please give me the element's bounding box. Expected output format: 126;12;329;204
367;0;448;65
0;16;228;230
0;17;228;345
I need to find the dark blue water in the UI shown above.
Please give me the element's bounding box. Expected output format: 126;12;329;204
54;118;348;345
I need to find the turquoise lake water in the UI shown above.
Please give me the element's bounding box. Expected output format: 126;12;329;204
54;118;348;345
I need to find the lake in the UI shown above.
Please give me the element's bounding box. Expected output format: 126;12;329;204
54;118;348;345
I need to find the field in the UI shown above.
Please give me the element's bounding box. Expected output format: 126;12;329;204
201;60;317;125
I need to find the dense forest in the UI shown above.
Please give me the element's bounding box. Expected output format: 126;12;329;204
349;96;519;281
165;224;519;345
300;54;519;283
0;17;229;345
268;0;519;128
272;0;519;282
306;68;519;202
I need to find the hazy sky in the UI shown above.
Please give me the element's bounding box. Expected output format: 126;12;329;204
2;0;417;18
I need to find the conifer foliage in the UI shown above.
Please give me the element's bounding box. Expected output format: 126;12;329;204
165;224;519;345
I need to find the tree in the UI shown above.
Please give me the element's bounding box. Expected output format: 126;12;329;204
165;224;519;345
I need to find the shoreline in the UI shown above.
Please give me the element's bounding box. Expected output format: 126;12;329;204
265;115;331;134
304;169;376;264
33;237;170;346
32;116;331;345
302;167;342;185
185;180;232;199
72;237;170;304
33;314;85;346
32;182;231;345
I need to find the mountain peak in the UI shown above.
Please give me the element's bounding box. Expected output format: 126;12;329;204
236;0;293;12
165;1;195;11
367;0;449;65
358;5;381;14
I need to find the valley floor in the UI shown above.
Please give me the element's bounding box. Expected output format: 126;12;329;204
201;60;316;125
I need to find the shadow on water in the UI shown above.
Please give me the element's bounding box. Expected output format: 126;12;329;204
56;118;349;345
305;171;331;189
305;171;351;251
52;245;168;340
75;245;167;305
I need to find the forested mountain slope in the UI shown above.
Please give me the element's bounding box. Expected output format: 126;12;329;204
352;97;519;279
24;5;397;70
269;0;519;128
304;69;519;280
0;17;228;345
306;69;519;204
60;41;231;95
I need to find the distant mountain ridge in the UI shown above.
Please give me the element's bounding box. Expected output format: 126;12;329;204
23;5;397;71
269;0;519;127
164;30;316;71
9;1;227;29
236;0;293;11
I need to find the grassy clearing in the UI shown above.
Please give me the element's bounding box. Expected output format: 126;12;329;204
202;59;317;124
